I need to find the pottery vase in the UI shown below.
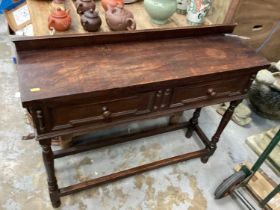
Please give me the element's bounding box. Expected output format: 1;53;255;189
187;0;211;25
144;0;176;25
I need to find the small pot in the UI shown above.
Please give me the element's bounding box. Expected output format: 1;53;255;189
101;0;124;11
75;0;96;14
105;5;136;31
81;9;102;32
48;8;71;31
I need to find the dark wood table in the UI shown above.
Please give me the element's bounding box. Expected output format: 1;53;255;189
14;25;269;208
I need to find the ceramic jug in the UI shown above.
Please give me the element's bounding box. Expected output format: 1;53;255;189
101;0;124;11
187;0;211;25
75;0;96;14
105;5;136;31
48;8;71;31
81;9;102;32
144;0;176;25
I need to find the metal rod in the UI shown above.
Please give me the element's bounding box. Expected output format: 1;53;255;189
233;190;257;210
256;21;280;53
251;130;280;173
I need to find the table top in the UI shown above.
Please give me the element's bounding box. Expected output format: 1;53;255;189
17;35;269;106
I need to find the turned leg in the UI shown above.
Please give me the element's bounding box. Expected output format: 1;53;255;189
40;139;61;208
186;108;202;138
201;100;242;163
169;111;184;125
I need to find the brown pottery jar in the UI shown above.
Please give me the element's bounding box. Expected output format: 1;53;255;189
48;8;71;31
105;6;136;31
75;0;96;14
101;0;124;11
81;9;102;32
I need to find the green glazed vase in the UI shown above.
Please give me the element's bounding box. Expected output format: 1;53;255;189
144;0;177;25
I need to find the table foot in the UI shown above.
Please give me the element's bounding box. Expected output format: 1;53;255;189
200;156;210;163
40;139;61;208
186;108;201;138
50;194;61;208
209;100;242;150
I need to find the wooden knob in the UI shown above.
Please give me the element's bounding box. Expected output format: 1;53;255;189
207;88;216;96
156;90;162;97
165;88;171;95
102;106;111;119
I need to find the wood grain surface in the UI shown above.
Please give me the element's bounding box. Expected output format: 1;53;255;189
17;35;268;105
207;0;232;24
233;0;280;61
11;24;236;51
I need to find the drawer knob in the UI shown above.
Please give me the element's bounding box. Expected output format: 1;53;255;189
102;106;111;119
207;88;216;96
156;90;162;97
165;88;171;95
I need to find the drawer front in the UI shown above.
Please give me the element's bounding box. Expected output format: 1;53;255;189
170;76;249;108
49;93;154;131
32;75;252;134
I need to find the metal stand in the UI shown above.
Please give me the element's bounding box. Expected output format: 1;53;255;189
215;129;280;209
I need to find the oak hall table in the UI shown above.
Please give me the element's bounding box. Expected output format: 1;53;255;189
13;24;269;208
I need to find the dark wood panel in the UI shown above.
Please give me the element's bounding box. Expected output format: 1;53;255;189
49;92;154;131
17;35;268;106
12;24;236;51
35;93;246;140
170;75;250;108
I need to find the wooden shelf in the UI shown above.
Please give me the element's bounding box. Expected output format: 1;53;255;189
11;0;240;51
26;0;231;36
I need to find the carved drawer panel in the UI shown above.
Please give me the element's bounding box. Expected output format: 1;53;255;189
49;93;154;131
170;76;249;108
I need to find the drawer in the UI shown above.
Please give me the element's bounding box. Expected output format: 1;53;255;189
170;76;249;108
49;93;154;131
